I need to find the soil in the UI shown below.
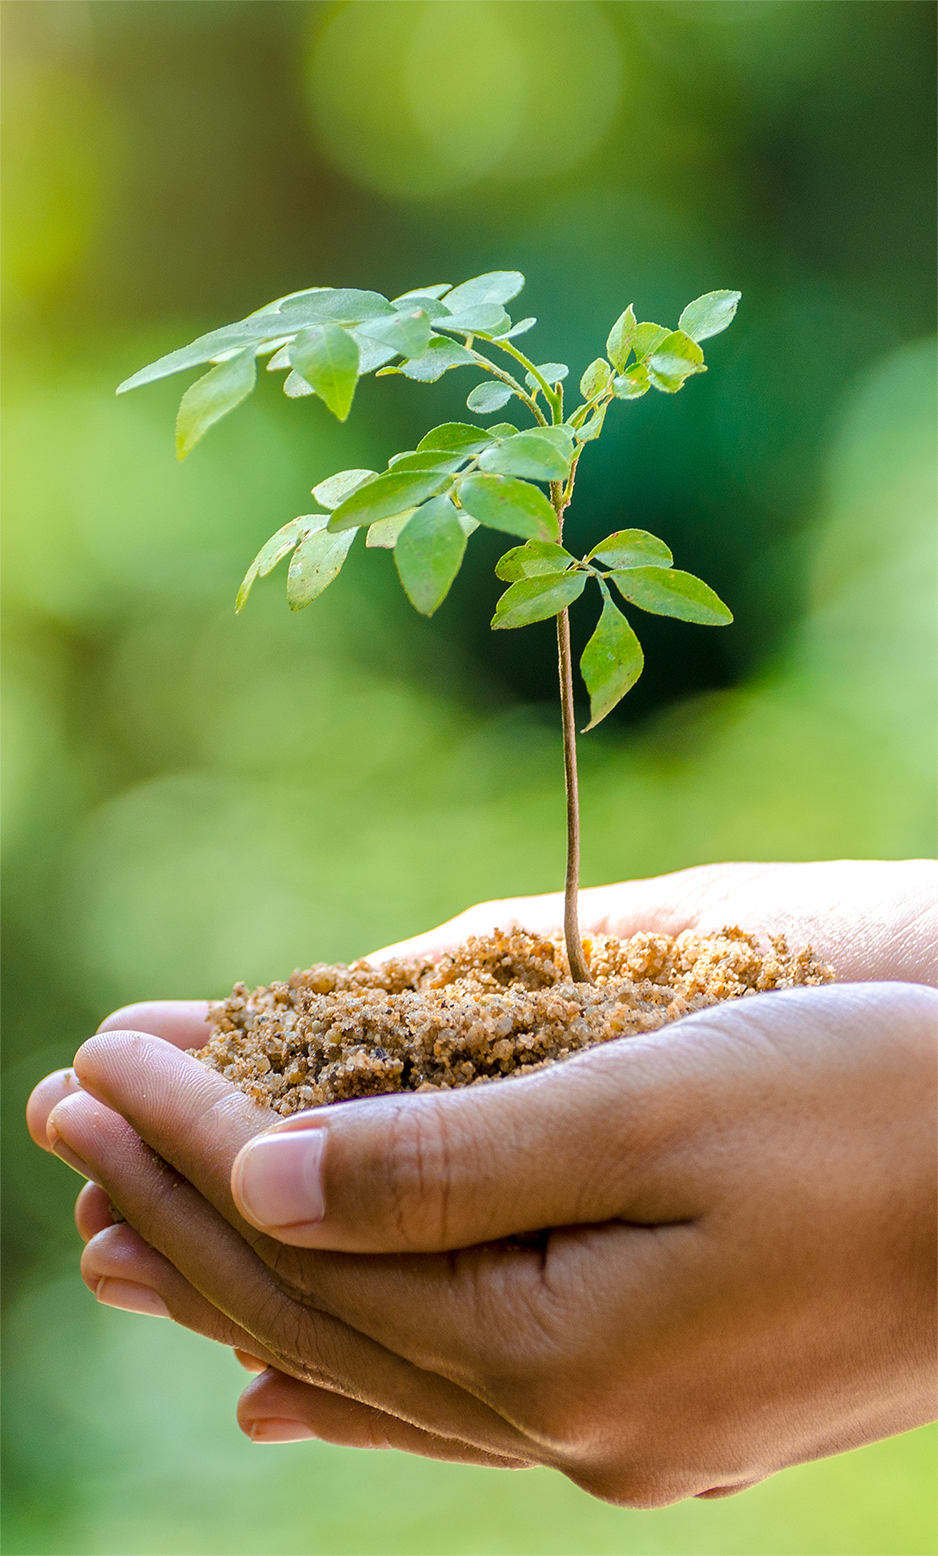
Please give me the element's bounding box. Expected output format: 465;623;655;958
193;926;834;1115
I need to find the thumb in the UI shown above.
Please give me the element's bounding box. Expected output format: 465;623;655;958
229;984;929;1253
229;1010;729;1253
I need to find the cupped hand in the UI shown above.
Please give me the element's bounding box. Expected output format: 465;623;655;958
28;977;938;1505
370;859;938;984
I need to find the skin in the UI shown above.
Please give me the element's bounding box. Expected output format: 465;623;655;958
26;860;938;1506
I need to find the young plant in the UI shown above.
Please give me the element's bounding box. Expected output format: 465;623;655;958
118;273;739;982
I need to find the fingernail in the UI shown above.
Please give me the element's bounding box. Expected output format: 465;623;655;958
94;1278;171;1318
234;1130;327;1230
249;1418;317;1443
48;1131;98;1183
233;1349;268;1374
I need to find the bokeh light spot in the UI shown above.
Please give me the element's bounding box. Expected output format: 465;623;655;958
307;1;622;200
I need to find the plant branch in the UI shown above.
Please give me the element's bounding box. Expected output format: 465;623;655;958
465;344;547;424
561;447;584;510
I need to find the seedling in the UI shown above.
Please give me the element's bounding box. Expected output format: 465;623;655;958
118;274;739;982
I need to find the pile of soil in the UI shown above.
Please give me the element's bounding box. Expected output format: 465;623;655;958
194;926;834;1115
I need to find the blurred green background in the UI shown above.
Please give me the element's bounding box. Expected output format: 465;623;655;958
2;3;936;1553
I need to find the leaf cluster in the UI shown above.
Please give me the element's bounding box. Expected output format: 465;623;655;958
119;271;536;456
492;529;731;729
121;274;740;728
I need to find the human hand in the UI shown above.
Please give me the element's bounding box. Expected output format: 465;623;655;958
28;979;937;1503
370;859;938;985
26;855;936;1150
32;857;925;1166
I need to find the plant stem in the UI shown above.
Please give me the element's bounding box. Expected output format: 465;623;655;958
551;455;591;983
466;345;547;424
480;332;594;982
556;607;591;983
492;338;562;419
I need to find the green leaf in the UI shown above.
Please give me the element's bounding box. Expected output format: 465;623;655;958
606;305;636;371
265;345;292;372
580;586;644;729
678;290;741;343
279;288;395;326
175;348;257;460
525;362;568;389
347;329;399;375
396;338;475;382
477;427;572;481
484;422;519;439
458;473;560;542
493;317;536;340
612;364;649;399
576;402;609;442
466;382;515;414
328;468;453;531
386;450;466;473
287;524;356;609
646;330;706;393
253;287;324;314
391;294;452;320
235;516;313;612
610;567;733;624
312;468;377;509
358;308;432;359
491;570;585;630
283;369;315;398
394;496;468;616
533;424;576;457
118;315;287;394
442;271;525;311
495;540;574;581
631;323;670;361
579;358;612;398
586;529;672;568
289;324;359;420
393;283;452;302
366;511;416;549
438;303;512;336
417;422;495;455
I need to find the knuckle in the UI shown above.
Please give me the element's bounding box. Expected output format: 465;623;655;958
267;1302;340;1389
370;1099;458;1248
256;1235;312;1296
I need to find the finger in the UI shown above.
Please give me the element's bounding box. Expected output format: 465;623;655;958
231;982;919;1254
47;1088;536;1461
235;1349;268;1372
75;1181;121;1242
96;1000;212;1049
81;1212;271;1373
73;1031;274;1237
28;1002;213;1154
26;1068;83;1151
236;1369;533;1467
74;997;688;1256
80;1221;283;1364
230;1023;715;1253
